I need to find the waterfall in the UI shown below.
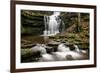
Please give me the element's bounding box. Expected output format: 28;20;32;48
43;12;65;36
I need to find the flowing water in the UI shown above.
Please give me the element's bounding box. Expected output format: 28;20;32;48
43;12;65;36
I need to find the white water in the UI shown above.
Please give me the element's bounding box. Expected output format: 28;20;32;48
43;12;64;36
31;43;88;62
31;44;47;54
58;43;70;52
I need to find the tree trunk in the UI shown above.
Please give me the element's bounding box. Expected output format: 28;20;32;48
76;13;81;32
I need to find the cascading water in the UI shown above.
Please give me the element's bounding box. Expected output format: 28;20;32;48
43;12;65;36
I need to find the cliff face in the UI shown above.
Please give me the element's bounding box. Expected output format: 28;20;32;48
21;10;45;35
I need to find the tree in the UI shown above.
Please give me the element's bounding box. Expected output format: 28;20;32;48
76;13;81;32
